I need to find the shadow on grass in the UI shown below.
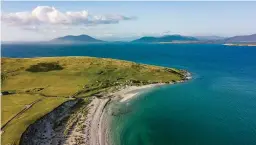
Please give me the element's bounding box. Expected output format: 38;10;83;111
26;62;63;72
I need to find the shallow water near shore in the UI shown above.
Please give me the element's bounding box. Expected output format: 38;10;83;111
2;43;256;145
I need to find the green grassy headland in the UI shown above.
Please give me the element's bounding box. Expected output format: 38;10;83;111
1;56;187;145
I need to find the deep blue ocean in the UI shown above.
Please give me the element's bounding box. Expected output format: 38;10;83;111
2;43;256;145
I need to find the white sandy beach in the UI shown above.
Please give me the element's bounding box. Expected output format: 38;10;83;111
84;84;165;145
59;74;192;145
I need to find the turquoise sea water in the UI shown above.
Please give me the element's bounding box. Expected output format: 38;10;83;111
2;43;256;145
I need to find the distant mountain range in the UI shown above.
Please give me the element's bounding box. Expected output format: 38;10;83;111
132;34;256;44
131;35;198;43
195;36;226;41
51;34;104;43
49;34;256;44
224;34;256;43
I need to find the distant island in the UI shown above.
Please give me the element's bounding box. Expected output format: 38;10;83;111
3;34;255;45
225;34;256;43
131;34;256;45
48;34;256;45
221;34;256;46
50;34;104;44
131;35;198;43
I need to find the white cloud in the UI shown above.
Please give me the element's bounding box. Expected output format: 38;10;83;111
2;6;136;28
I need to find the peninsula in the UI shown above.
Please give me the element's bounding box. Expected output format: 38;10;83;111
1;57;190;145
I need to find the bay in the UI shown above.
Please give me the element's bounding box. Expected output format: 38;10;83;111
2;43;256;145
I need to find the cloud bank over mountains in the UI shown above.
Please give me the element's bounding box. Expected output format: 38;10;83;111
2;6;136;29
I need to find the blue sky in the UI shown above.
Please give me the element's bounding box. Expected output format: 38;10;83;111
2;1;256;41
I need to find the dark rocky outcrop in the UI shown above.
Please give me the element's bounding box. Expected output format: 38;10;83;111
19;99;79;145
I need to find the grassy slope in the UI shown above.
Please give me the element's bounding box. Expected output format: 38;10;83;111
1;56;186;145
2;97;70;145
2;94;42;126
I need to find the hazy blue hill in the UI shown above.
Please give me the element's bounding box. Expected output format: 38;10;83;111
131;34;256;44
225;34;256;43
131;35;198;43
131;36;158;42
51;34;104;43
195;36;226;41
194;34;256;44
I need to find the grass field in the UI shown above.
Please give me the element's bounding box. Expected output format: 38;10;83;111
1;94;42;126
1;97;70;145
1;56;186;145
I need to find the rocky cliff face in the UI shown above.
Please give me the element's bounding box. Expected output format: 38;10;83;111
20;99;79;145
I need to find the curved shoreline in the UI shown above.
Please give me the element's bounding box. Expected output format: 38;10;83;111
85;72;192;145
84;97;111;145
18;76;191;144
84;83;174;145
